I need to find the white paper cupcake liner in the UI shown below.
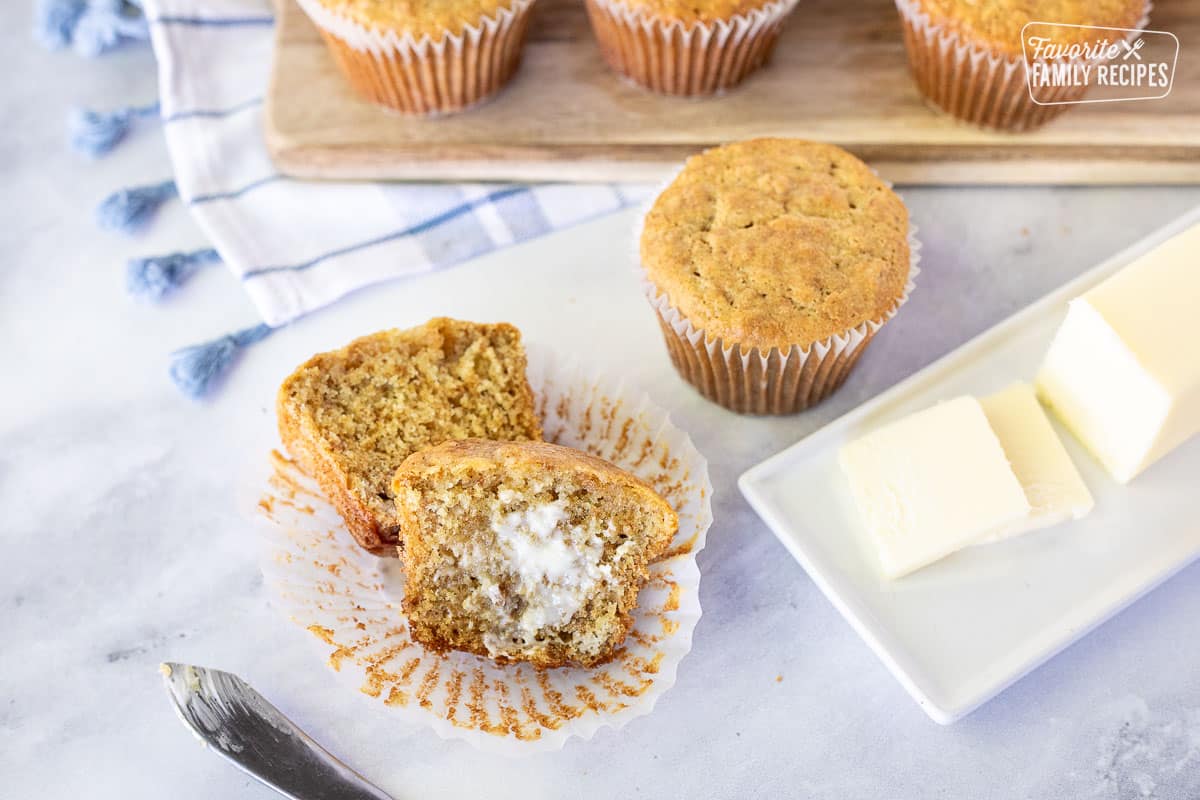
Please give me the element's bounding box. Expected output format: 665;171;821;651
585;0;799;95
633;162;921;415
294;0;536;114
894;0;1151;131
254;347;713;755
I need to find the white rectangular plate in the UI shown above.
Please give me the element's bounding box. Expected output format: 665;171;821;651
738;205;1200;724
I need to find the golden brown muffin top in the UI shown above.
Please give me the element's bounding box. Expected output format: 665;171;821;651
604;0;781;25
640;138;910;352
315;0;520;40
912;0;1146;56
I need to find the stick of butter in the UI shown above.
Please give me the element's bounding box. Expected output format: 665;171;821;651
839;396;1031;579
1037;221;1200;483
978;382;1094;543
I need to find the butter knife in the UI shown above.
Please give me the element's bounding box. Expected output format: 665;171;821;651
160;663;392;800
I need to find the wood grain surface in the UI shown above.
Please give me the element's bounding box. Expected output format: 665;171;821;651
265;0;1200;184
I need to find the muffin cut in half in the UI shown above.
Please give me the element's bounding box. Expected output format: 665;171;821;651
392;439;679;668
277;318;542;556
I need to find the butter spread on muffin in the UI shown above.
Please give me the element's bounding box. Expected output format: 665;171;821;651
392;439;678;668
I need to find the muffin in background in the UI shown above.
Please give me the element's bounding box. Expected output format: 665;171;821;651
639;138;916;415
585;0;800;96
896;0;1149;131
295;0;538;115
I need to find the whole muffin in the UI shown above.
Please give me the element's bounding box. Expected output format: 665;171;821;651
295;0;538;114
896;0;1149;131
585;0;800;96
640;138;914;415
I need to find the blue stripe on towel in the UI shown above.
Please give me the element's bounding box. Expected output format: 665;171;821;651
415;194;494;265
163;98;263;123
148;15;275;27
492;189;551;240
241;186;529;279
188;175;281;204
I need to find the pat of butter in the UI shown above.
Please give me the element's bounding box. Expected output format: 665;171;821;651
978;382;1094;542
839;396;1031;579
1037;222;1200;483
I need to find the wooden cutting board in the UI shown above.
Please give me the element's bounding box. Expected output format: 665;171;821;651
265;0;1200;184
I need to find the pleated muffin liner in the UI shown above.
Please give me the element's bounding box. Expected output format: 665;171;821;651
294;0;536;114
253;347;713;755
585;0;800;96
633;164;921;415
894;0;1151;131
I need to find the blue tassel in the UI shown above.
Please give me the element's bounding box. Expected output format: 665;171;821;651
169;324;274;399
96;179;177;233
34;0;146;55
72;0;148;57
69;101;159;157
127;248;221;302
34;0;87;50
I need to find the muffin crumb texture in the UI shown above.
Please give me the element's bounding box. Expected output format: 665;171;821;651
641;138;910;352
277;318;542;555
393;439;678;668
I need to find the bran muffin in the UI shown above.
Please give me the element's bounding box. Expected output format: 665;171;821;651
640;138;913;414
585;0;800;95
277;318;542;555
295;0;538;114
392;439;678;668
895;0;1149;130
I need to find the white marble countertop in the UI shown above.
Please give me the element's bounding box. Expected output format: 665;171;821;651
4;9;1200;798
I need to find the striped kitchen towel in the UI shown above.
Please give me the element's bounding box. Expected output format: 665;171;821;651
128;0;649;394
